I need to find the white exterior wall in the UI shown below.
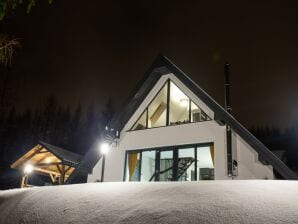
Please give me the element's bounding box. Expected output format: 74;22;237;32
234;134;273;179
88;73;273;182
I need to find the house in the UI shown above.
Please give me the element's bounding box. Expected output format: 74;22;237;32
67;55;297;183
11;141;82;187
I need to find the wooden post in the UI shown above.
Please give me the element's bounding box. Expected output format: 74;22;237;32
59;165;65;185
49;173;56;184
20;174;26;188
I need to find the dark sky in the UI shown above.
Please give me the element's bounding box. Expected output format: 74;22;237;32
3;0;298;129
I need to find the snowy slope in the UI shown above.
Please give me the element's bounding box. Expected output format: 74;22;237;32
1;180;298;224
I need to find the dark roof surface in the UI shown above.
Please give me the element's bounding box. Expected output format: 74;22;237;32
39;141;82;165
68;54;297;182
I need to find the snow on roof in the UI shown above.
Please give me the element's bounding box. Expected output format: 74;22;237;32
1;180;298;223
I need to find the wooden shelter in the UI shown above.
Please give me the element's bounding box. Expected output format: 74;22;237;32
11;141;82;188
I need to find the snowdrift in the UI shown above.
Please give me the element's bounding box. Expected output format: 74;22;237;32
1;180;298;223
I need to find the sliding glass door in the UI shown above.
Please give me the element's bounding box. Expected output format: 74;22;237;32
157;149;174;181
125;143;214;182
177;147;196;181
140;151;155;181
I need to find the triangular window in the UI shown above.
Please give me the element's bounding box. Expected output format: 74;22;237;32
131;110;147;130
130;80;211;131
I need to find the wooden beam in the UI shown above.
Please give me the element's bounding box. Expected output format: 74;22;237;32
35;162;62;167
65;166;72;173
33;167;69;177
56;164;62;174
49;173;56;183
59;165;65;185
34;152;52;165
36;151;49;154
150;102;166;124
20;175;26;188
11;144;43;168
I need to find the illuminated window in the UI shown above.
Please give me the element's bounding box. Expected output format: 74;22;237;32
130;80;211;131
169;81;190;125
131;110;147;130
148;83;167;128
125;144;215;182
191;101;209;122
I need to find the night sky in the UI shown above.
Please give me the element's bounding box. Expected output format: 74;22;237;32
3;0;298;129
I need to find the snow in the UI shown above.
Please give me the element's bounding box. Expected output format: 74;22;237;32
1;180;298;223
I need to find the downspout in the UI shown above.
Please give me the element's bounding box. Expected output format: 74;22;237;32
224;62;233;177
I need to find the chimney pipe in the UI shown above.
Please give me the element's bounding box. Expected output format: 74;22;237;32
224;62;233;177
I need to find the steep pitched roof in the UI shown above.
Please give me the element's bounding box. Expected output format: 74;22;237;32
68;55;297;182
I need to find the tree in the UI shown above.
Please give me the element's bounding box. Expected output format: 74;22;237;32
69;104;83;154
101;97;115;127
0;106;17;163
0;0;53;65
40;95;58;142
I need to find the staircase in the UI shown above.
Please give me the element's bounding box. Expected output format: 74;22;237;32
149;157;195;181
177;157;195;180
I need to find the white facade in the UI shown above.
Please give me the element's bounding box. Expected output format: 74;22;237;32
88;73;273;182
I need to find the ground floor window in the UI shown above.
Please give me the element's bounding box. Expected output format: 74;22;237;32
124;143;214;182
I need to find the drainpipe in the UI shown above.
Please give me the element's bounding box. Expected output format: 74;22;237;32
224;62;233;177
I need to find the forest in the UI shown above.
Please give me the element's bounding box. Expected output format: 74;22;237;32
0;92;114;188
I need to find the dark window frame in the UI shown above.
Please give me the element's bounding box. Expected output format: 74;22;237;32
129;79;212;131
123;142;214;182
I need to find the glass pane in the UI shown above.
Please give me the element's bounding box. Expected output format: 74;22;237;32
148;83;168;128
178;148;195;181
140;151;156;181
131;110;147;130
191;101;210;122
196;146;214;180
159;150;173;181
169;81;189;125
126;152;141;181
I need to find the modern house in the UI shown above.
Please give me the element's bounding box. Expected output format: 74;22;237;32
67;55;297;183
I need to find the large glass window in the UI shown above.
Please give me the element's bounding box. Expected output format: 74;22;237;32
159;150;173;181
178;148;195;181
130;80;211;131
169;81;190;125
131;110;147;131
140;151;156;181
125;144;214;182
125;152;141;181
148;83;167;128
197;146;214;180
191;101;209;122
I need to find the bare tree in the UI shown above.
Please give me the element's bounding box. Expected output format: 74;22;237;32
0;0;53;65
0;34;20;66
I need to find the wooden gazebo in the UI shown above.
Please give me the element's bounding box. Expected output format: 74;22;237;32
11;141;82;188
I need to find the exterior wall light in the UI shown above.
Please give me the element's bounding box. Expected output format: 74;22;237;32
100;143;110;155
99;142;111;182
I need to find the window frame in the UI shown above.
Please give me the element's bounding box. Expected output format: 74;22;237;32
129;79;211;131
123;142;214;182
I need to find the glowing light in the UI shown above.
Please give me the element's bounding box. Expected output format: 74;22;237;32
100;143;110;155
171;82;189;107
45;158;51;163
179;98;189;107
24;164;34;174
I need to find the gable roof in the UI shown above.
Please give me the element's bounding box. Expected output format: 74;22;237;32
39;141;82;166
11;141;83;171
68;54;297;182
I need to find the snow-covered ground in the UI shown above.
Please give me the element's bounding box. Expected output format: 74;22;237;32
1;180;298;223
